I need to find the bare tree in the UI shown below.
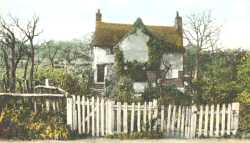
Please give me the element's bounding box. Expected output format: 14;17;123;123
0;16;27;92
14;16;42;92
184;11;221;80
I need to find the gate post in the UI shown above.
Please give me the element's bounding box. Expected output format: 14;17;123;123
66;95;73;130
109;100;115;135
231;102;240;135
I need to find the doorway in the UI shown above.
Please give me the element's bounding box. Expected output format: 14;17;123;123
97;64;105;82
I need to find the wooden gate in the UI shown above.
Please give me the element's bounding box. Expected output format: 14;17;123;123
66;95;240;138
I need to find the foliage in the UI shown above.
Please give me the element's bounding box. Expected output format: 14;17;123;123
106;131;163;139
35;67;92;95
110;76;135;103
236;53;250;135
185;48;245;104
0;106;69;140
237;52;250;90
114;48;125;76
126;61;147;82
143;85;192;105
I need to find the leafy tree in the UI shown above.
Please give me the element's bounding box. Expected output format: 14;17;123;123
186;49;245;104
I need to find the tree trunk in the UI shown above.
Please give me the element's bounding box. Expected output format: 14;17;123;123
10;43;16;92
29;40;35;93
2;49;10;92
193;49;201;80
49;58;54;68
23;56;30;92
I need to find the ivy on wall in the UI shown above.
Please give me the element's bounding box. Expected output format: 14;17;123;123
114;47;125;76
114;18;184;82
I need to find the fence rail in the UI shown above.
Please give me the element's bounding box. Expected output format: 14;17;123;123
66;95;240;138
0;93;66;112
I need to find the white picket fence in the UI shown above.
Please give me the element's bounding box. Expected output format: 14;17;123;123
66;95;240;138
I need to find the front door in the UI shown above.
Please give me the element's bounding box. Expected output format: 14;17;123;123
97;64;105;82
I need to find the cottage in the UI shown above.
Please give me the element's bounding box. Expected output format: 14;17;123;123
92;9;185;95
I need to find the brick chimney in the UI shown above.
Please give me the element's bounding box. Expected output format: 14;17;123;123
96;9;102;22
175;11;182;34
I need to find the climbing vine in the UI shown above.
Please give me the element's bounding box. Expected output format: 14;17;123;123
114;47;125;76
114;18;184;82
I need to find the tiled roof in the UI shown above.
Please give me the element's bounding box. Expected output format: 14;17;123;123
94;21;183;48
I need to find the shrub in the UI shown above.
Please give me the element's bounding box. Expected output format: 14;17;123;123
0;106;70;140
35;66;91;95
106;131;163;139
236;90;250;138
143;85;192;105
111;76;135;103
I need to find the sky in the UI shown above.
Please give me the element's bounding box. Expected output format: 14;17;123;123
0;0;250;49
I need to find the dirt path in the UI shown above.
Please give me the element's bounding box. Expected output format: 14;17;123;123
0;139;250;143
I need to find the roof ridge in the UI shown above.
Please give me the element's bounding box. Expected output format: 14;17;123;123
98;21;176;29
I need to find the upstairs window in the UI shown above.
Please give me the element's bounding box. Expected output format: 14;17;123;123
106;48;114;55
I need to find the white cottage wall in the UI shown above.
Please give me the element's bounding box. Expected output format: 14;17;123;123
93;47;114;82
119;29;150;63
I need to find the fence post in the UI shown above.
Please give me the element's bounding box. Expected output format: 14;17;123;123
215;104;220;137
231;102;240;135
227;103;231;135
101;98;105;136
160;105;165;132
96;97;100;137
117;102;122;133
171;105;176;136
77;96;82;134
86;98;90;134
109;100;115;135
180;106;185;138
34;100;37;112
137;102;141;132
204;105;209;137
221;104;226;136
72;95;77;131
143;102;147;131
56;100;59;112
190;105;197;138
185;106;191;138
209;104;214;137
184;106;189;138
82;96;86;134
166;104;172;136
131;102;135;132
91;97;95;136
105;100;109;134
46;99;50;112
123;102;128;133
177;106;181;136
153;99;158;131
66;96;73;130
198;105;203;137
148;102;152;131
52;99;56;111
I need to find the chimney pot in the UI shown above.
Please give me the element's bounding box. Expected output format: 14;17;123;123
96;9;102;22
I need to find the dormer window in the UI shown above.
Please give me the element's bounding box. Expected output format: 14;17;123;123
106;48;114;55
